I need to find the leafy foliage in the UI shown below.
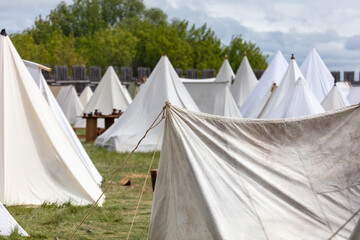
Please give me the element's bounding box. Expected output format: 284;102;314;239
10;0;268;75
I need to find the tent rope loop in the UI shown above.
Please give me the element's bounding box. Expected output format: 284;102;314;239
68;104;167;240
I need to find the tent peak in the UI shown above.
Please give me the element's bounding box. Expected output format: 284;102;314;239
243;52;247;56
1;29;7;36
163;53;167;56
291;53;295;60
224;54;228;59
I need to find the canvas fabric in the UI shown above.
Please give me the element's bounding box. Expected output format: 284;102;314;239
348;87;360;105
215;59;235;84
322;85;350;111
0;202;28;236
149;103;360;240
79;86;93;108
0;35;104;206
56;85;84;124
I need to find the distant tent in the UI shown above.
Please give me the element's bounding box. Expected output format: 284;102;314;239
300;48;334;102
259;54;305;118
181;78;242;117
0;202;28;236
49;85;62;97
266;78;325;118
95;55;199;152
240;51;288;118
56;85;84;124
149;102;360;239
83;66;131;115
24;60;103;186
230;53;258;108
215;57;235;83
348;86;360;105
321;84;350;111
79;86;93;107
0;30;104;206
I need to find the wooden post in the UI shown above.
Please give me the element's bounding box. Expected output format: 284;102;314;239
85;117;98;142
151;169;158;192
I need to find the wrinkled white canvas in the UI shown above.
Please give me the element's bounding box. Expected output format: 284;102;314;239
95;56;199;152
24;60;103;186
241;51;288;118
56;85;84;124
0;202;28;236
149;103;360;240
0;34;104;206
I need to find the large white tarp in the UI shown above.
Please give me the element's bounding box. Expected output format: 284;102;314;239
95;55;199;152
149;102;360;240
322;85;350;111
79;86;93;108
240;51;288;118
300;48;334;102
24;60;103;186
260;56;305;118
266;78;325;118
0;34;104;206
230;55;258;108
0;202;28;236
181;79;242;117
56;85;84;124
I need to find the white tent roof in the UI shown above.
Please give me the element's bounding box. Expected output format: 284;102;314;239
150;103;360;239
0;33;104;206
230;55;258;108
322;84;350;111
95;55;199;152
267;77;325;118
260;55;305;118
0;202;28;236
240;50;288;118
79;86;93;107
24;60;103;186
56;85;84;124
83;66;132;114
348;86;360;105
182;79;242;117
215;58;235;83
300;48;334;102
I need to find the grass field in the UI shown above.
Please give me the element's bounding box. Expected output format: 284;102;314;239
2;141;160;240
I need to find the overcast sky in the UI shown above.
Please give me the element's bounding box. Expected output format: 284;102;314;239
1;0;360;79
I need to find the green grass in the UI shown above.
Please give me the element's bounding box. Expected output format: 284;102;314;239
1;142;160;240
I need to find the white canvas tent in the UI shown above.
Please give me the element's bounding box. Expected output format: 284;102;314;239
322;84;350;111
79;86;93;107
300;48;334;102
56;85;84;124
95;55;199;152
266;77;325;118
240;51;288;118
181;79;242;117
230;54;258;108
215;57;235;83
149;102;360;239
0;31;104;206
348;86;360;105
0;202;28;236
24;60;103;186
259;55;305;118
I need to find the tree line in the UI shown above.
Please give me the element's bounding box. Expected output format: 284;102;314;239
10;0;268;76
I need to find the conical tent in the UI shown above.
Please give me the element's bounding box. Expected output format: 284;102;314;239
83;66;132;115
0;202;28;236
24;60;103;186
79;86;93;108
230;54;258;108
0;32;104;206
149;103;360;239
300;48;334;102
240;51;288;118
181;78;242;117
266;78;325;118
322;84;350;111
260;55;305;118
215;58;235;83
95;55;199;152
56;85;84;124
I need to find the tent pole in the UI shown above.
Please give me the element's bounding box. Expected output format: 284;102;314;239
257;83;278;118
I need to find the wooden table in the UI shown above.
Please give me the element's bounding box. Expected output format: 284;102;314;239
83;114;121;142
